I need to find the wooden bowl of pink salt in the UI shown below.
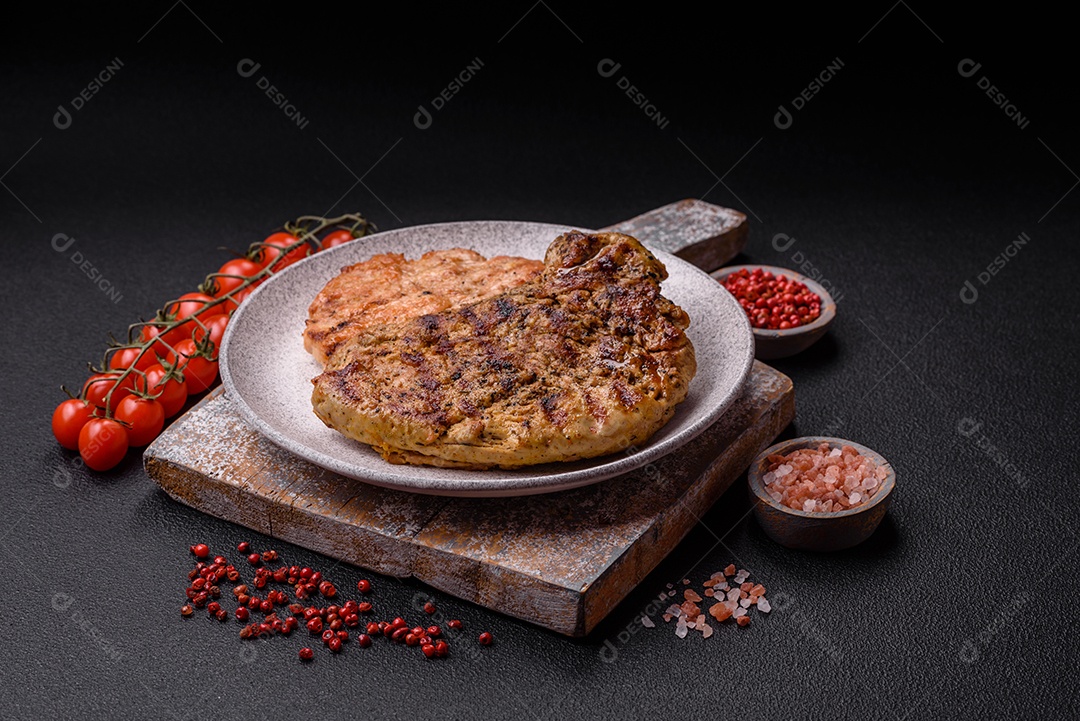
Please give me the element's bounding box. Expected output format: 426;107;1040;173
747;437;895;551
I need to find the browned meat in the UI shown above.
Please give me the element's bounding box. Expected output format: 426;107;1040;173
310;230;696;469
304;249;543;365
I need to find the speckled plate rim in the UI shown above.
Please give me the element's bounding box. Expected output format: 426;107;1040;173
712;264;837;339
220;220;754;497
747;436;896;518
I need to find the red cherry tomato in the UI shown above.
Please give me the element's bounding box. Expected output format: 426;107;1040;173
194;315;230;354
166;292;226;322
115;396;165;446
252;232;310;271
108;346;157;373
83;373;144;412
52;399;93;450
320;230;355;249
210;258;263;311
145;364;188;417
211;258;261;295
78;418;129;471
175;339;219;394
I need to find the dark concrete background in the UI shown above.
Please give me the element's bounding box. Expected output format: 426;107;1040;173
2;5;1077;719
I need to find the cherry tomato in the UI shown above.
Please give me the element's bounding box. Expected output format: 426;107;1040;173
166;292;227;324
115;396;165;446
175;339;219;394
145;364;188;417
108;346;157;373
52;399;93;450
210;258;261;295
83;373;144;412
252;232;310;271
78;418;129;471
320;230;355;250
208;258;263;311
194;315;230;354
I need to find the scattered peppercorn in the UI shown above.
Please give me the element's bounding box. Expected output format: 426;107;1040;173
299;647;314;661
423;601;436;614
191;543;209;558
478;632;493;646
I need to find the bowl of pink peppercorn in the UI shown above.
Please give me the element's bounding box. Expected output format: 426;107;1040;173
711;265;836;360
747;436;895;551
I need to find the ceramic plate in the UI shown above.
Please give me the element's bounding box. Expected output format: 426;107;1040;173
219;221;753;497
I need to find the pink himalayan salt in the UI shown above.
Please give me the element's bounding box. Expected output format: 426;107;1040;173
763;442;887;513
684;589;703;603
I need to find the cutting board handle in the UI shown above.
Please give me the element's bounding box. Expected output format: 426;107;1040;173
600;199;748;272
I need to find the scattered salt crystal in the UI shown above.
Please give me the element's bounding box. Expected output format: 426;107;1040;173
737;569;749;578
733;607;747;618
682;578;690;585
723;564;736;576
704;589;714;597
701;624;714;639
716;582;729;591
641;615;655;628
684;589;703;603
709;603;732;622
739;598;751;608
694;616;706;631
750;584;766;597
726;589;740;602
675;618;688;639
736;615;750;627
666;604;682;617
662;614;672;622
757;598;771;613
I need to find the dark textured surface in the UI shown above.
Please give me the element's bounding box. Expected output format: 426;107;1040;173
2;6;1078;720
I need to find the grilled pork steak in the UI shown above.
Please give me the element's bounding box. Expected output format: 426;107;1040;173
311;231;697;469
304;249;544;365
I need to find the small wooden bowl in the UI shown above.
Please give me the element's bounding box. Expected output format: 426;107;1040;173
710;265;836;360
747;437;895;552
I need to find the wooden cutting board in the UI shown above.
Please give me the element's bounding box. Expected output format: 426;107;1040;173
144;201;792;636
